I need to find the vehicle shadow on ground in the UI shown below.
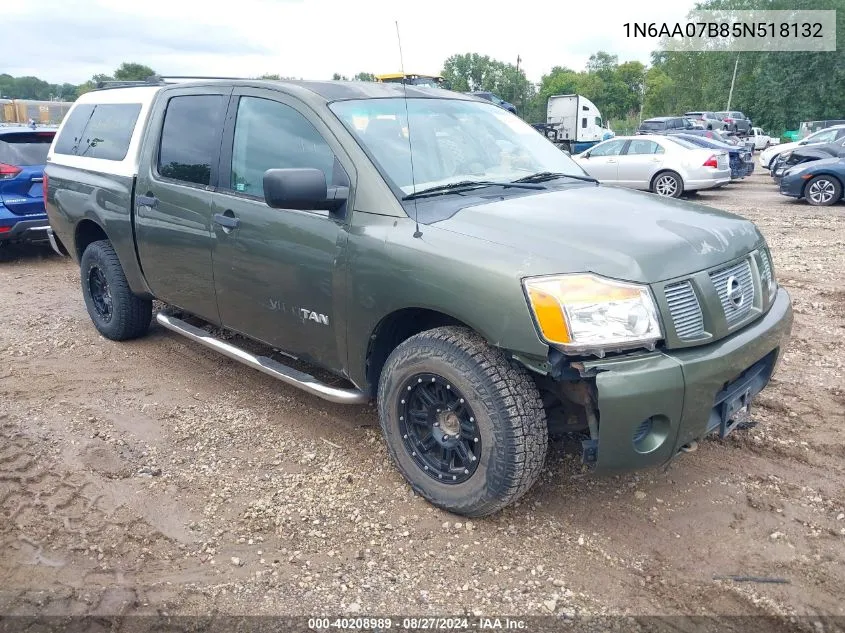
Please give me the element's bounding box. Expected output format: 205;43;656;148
0;242;59;263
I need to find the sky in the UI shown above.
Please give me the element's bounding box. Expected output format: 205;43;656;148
5;0;696;86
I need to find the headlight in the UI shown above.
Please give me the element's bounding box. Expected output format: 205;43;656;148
759;247;778;300
522;273;663;356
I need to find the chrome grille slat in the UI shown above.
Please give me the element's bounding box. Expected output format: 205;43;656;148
710;259;754;326
664;281;704;339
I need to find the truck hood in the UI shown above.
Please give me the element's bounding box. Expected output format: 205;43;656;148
433;185;763;283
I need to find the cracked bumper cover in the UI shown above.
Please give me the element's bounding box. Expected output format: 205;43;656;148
579;287;793;474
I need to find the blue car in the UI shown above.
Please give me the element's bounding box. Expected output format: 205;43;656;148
668;132;753;179
779;157;845;206
0;126;56;247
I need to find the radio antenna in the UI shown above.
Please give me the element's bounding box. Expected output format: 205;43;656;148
395;20;422;238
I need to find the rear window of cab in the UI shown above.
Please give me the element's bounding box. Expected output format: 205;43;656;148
53;103;142;161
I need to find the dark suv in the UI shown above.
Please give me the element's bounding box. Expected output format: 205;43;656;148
637;117;696;134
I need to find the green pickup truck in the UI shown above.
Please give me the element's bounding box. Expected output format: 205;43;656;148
44;79;793;517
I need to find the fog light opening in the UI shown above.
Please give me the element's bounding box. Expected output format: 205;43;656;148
632;415;671;454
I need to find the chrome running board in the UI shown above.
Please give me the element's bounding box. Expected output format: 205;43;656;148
155;312;369;405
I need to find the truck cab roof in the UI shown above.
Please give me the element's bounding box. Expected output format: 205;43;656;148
48;80;476;177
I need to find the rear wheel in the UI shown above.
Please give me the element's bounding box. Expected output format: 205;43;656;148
804;175;842;207
80;240;152;340
377;326;548;517
651;171;684;198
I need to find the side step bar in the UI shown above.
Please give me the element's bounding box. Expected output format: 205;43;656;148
155;312;369;405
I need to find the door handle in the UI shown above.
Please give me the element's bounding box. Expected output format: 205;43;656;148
607;159;617;163
137;194;158;208
213;212;240;230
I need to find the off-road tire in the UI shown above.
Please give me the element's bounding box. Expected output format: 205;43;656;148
377;326;548;517
651;170;684;198
804;175;842;207
80;240;152;341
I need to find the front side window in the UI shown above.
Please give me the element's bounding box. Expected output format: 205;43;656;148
53;103;141;161
158;95;227;186
330;98;586;195
589;139;626;156
229;97;335;197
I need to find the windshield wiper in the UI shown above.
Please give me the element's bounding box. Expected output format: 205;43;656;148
402;180;545;200
512;171;598;184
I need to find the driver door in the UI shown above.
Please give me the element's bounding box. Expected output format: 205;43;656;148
210;89;354;369
579;138;627;183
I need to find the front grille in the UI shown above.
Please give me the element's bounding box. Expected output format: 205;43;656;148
665;280;705;339
710;259;754;326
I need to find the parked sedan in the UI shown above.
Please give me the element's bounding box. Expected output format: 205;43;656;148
0;126;56;248
760;125;845;170
779;157;845;206
667;132;753;179
771;136;845;182
573;134;731;198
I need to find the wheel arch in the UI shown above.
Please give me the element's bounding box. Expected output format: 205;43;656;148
650;169;683;194
802;172;844;201
364;307;486;398
74;218;109;260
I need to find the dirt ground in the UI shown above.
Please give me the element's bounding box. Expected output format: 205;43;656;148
1;170;843;627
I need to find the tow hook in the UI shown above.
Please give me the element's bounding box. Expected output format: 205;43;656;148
680;440;699;453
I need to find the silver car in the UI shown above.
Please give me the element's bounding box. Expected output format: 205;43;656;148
573;135;731;198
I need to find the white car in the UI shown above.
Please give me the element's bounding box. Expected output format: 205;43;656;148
749;127;779;151
573;134;731;198
760;125;845;169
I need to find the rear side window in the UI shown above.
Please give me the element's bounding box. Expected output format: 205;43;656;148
625;139;663;155
0;132;55;165
53;103;141;161
158;95;227;186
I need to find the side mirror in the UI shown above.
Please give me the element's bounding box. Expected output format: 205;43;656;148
263;168;347;213
582;152;590;159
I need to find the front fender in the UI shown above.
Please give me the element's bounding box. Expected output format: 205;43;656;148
344;215;550;389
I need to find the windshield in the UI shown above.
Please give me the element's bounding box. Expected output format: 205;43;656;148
0;132;54;165
805;128;839;143
330;98;587;195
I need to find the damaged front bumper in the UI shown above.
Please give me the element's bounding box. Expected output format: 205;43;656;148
573;287;793;474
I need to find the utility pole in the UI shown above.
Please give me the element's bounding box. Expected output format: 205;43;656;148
515;54;523;115
726;55;739;111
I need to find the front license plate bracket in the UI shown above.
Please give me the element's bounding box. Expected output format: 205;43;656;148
719;387;752;438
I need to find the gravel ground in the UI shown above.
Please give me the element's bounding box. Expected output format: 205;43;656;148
0;171;843;627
